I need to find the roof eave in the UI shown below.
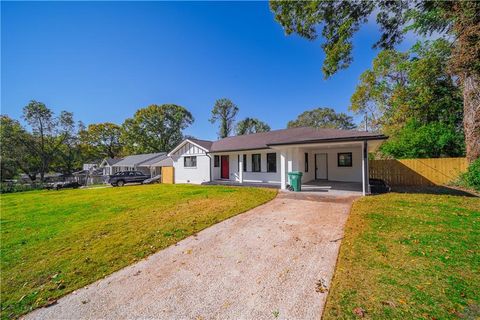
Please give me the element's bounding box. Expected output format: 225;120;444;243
136;154;167;166
209;147;271;153
266;135;388;147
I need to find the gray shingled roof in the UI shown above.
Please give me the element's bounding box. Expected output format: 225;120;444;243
171;127;386;154
113;153;166;167
150;157;174;167
189;138;213;151
205;127;386;152
104;158;123;166
139;154;170;166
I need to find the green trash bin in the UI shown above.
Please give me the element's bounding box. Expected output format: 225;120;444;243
288;171;303;192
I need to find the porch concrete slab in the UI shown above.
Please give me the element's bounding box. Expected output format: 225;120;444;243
203;180;280;189
205;179;363;196
25;192;357;320
301;180;363;196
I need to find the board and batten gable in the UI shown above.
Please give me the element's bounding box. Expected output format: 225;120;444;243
171;141;211;184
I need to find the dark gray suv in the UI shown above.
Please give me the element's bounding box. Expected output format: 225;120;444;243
108;171;150;187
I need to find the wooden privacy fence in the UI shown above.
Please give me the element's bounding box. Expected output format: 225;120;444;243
161;166;174;184
369;157;468;186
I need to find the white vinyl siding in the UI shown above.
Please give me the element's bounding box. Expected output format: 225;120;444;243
211;150;282;183
171;141;210;184
298;146;362;183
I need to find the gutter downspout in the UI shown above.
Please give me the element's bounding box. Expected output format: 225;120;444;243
362;140;370;195
206;153;212;182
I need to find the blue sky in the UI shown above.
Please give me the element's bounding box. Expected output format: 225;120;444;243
1;1;418;140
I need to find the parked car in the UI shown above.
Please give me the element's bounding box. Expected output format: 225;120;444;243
369;178;391;194
108;171;150;187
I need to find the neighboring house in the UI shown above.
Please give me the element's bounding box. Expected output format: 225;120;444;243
168;127;387;195
111;152;170;176
99;158;123;176
82;160;102;171
149;156;174;177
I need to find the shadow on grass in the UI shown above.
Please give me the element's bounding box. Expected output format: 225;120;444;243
391;185;478;197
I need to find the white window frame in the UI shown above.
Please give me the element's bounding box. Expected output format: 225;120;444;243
184;156;197;168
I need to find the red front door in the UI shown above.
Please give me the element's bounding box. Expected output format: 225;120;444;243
221;155;229;179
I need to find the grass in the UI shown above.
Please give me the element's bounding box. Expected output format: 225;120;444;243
323;192;480;320
0;184;277;319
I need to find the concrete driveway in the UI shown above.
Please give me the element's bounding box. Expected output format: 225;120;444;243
25;192;357;320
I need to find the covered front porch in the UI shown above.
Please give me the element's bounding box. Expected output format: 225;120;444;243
209;139;382;196
273;140;374;195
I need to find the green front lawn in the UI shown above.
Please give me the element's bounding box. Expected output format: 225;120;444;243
0;184;277;319
324;192;480;319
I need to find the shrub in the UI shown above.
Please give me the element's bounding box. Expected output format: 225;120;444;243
0;182;45;194
456;158;480;191
380;119;465;159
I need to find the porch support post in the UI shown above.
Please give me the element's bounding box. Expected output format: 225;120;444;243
239;153;243;183
280;149;287;190
362;140;369;195
287;148;293;173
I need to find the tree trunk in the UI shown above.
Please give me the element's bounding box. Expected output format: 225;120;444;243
220;120;229;139
462;74;480;163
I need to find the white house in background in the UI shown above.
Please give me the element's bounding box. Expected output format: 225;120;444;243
168;127;387;195
82;160;102;171
99;158;123;176
110;152;169;176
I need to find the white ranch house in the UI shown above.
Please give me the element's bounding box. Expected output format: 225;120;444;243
168;127;387;195
99;157;123;176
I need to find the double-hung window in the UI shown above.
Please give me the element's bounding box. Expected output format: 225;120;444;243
184;156;197;168
337;153;352;167
267;153;276;172
252;154;261;172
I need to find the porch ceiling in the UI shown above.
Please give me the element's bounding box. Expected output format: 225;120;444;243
270;139;383;153
299;142;361;150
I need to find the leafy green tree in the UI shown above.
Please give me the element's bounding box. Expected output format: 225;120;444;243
122;104;194;154
350;49;409;133
349;40;464;159
0;158;17;181
0;115;40;181
209;98;239;138
22;101;74;181
287;107;355;130
81;122;123;159
22;100;55;181
235;118;271;135
53;117;85;175
380;119;465;159
270;0;480;161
